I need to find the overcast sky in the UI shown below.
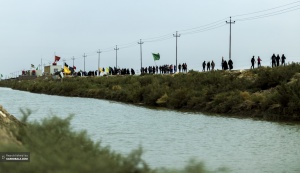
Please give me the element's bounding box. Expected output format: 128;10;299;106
1;0;299;77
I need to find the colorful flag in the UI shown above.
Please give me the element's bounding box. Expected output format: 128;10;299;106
64;66;71;74
64;63;69;67
55;56;61;62
152;53;160;61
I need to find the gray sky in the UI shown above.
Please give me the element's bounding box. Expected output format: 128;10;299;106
1;0;300;77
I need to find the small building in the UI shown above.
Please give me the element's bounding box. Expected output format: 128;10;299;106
44;65;62;75
18;69;42;80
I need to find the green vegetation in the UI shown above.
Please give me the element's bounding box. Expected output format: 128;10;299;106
0;112;228;173
1;63;300;121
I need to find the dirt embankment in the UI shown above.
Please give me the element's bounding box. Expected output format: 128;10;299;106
0;105;23;145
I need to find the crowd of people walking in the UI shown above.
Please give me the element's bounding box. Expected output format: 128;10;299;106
251;54;286;69
141;63;188;74
63;53;288;78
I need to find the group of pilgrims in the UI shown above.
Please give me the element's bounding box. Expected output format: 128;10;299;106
202;57;233;72
63;67;136;77
141;63;188;74
60;53;287;78
251;53;286;69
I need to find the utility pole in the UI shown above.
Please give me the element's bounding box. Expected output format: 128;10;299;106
137;39;144;73
71;56;75;67
226;16;235;60
173;31;180;72
97;49;102;76
114;45;119;68
83;53;87;72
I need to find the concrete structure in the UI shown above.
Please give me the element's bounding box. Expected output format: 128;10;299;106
44;65;62;75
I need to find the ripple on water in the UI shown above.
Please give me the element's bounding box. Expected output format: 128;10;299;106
1;87;300;173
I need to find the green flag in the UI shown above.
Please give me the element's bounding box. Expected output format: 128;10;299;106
152;53;160;61
36;67;39;70
0;74;2;77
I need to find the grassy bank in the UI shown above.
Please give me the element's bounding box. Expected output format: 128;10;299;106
0;109;228;173
1;63;300;121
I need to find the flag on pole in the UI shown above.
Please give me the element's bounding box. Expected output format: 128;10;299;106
55;56;61;62
64;66;71;74
152;53;160;61
31;64;35;68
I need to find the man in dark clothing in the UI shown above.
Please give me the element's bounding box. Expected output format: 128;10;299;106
223;60;228;70
281;54;286;66
271;54;276;67
207;61;210;71
228;59;233;70
131;68;135;75
202;61;206;72
178;63;182;72
276;54;280;67
251;56;255;69
221;57;224;70
211;60;215;71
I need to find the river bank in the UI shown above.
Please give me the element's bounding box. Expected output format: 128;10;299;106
1;63;300;121
1;104;233;173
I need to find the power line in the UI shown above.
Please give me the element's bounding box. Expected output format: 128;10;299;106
232;0;300;17
235;5;300;21
178;17;228;33
144;35;174;43
181;23;227;36
25;1;300;74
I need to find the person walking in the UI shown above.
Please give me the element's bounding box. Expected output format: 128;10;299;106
271;54;276;67
221;57;224;70
281;54;286;66
228;59;233;70
251;56;256;69
211;60;215;71
178;63;182;72
223;60;228;70
276;54;280;67
207;61;211;71
202;61;206;72
257;56;262;67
